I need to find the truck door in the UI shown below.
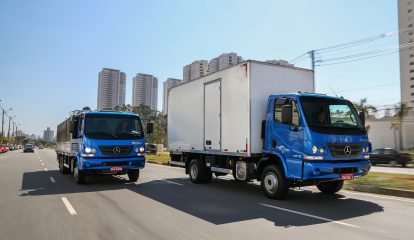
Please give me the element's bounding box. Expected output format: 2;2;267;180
204;80;221;150
266;97;304;179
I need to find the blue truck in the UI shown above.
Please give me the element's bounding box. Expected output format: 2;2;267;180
168;60;371;199
56;108;152;184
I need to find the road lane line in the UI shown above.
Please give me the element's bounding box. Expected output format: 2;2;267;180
260;203;359;228
50;177;56;183
161;179;185;186
41;162;45;166
35;152;41;160
61;197;78;216
44;168;48;171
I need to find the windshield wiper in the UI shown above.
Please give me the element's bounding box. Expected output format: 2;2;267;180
116;131;143;137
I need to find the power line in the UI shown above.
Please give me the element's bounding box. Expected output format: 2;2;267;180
323;82;399;95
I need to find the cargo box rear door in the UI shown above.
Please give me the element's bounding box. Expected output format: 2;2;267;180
204;80;221;150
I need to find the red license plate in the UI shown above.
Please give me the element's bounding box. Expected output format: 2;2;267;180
110;166;123;172
341;173;354;180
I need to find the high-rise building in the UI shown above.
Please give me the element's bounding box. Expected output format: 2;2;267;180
399;0;414;148
43;127;54;142
182;60;208;82
183;64;191;82
163;78;182;114
208;53;243;73
97;68;126;110
132;73;158;110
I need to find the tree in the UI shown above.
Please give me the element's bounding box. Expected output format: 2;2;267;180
392;102;408;150
353;98;377;118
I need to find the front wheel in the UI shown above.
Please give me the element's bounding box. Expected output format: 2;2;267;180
316;180;343;194
74;167;86;184
128;169;140;182
260;165;289;200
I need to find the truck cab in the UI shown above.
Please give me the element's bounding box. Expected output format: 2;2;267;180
260;93;370;196
56;110;152;184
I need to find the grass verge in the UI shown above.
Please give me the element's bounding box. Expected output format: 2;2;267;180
345;172;414;191
146;152;170;165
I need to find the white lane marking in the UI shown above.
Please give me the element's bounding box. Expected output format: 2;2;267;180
161;179;185;186
128;228;135;234
50;177;56;183
61;197;78;216
35;152;41;160
44;168;48;171
40;159;42;162
341;190;414;203
41;162;45;166
260;203;359;228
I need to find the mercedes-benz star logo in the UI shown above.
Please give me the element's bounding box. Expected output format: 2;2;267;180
113;147;121;154
344;146;352;156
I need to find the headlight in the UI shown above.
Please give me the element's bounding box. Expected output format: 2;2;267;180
84;147;96;153
139;147;145;153
319;147;324;154
312;146;318;154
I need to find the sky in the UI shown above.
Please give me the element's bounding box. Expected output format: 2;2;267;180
0;0;400;136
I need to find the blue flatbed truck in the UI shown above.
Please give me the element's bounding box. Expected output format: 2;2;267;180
56;108;152;184
168;60;371;199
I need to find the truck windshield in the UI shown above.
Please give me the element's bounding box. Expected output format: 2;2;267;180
84;114;144;140
299;96;366;135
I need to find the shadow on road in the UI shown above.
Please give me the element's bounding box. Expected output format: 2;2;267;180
20;171;384;227
133;177;384;227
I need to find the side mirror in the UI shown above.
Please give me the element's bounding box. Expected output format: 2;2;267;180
146;122;154;134
281;105;292;124
68;121;75;133
359;111;366;126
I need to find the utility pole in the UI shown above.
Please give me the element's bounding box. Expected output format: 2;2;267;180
7;116;11;141
310;50;315;72
1;109;4;144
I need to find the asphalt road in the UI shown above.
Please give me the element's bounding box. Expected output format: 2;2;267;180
0;149;413;240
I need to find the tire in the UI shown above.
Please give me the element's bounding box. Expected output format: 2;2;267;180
59;157;69;174
74;167;86;184
389;160;397;167
128;169;140;182
189;159;206;184
316;180;344;194
260;165;289;200
203;169;212;183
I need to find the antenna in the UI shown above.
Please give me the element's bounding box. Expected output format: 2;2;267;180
329;86;339;97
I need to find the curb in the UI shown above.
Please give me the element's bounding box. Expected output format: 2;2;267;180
344;184;414;199
146;160;170;166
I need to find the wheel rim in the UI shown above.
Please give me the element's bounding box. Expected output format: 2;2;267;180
264;172;278;194
190;164;198;179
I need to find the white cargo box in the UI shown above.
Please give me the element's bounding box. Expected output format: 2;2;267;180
168;60;314;156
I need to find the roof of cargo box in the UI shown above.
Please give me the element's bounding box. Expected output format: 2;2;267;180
170;59;313;91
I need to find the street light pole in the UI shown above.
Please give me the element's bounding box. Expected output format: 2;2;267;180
7;116;12;141
1;109;4;144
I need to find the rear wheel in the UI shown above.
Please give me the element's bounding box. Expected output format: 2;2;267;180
316;180;344;194
59;157;69;174
260;165;289;200
128;169;140;182
189;159;211;183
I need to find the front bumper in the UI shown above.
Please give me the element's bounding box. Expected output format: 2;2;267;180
302;160;371;180
79;156;146;172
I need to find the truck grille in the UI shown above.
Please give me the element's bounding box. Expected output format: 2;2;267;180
99;146;133;156
328;143;361;158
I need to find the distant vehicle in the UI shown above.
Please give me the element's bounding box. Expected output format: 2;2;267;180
17;145;22;149
168;60;371;199
39;145;44;149
0;145;7;153
23;144;34;153
369;148;411;167
56;109;153;184
145;143;157;154
7;145;15;151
